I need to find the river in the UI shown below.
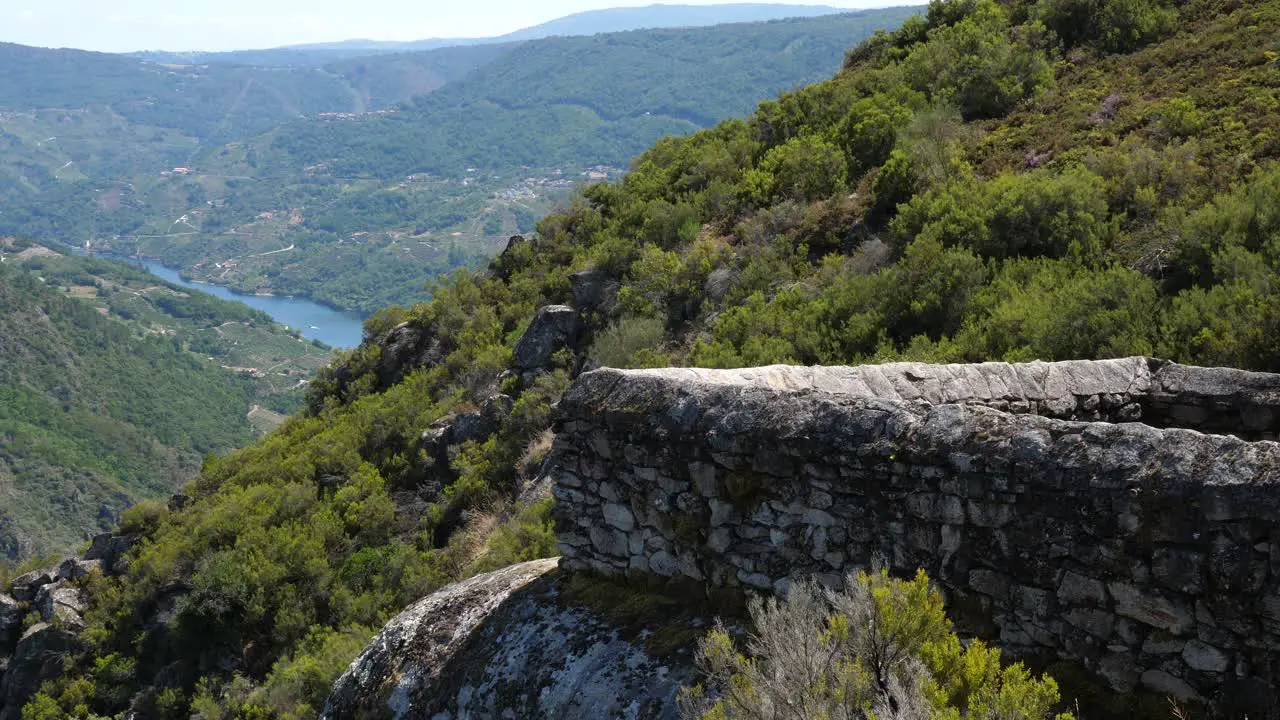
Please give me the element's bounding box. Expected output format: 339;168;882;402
82;253;366;349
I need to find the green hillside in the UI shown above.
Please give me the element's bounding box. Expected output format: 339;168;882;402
270;10;924;177
0;241;332;560
0;43;361;141
23;1;1280;717
52;9;917;314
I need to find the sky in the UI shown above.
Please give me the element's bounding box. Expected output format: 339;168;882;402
3;0;902;53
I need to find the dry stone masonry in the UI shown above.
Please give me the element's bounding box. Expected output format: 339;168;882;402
550;357;1280;715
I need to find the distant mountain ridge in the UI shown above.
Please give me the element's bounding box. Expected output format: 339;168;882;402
128;3;850;66
499;2;847;40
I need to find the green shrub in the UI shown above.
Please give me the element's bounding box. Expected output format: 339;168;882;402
116;500;169;538
744;135;848;205
589;315;671;369
836;96;913;179
892;167;1114;260
1036;0;1175;52
902;1;1054;119
955;259;1158;361
679;569;1072;720
1151;97;1205;140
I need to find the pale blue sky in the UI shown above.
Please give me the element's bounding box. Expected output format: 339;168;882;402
4;0;902;53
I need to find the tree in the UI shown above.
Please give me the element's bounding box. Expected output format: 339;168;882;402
744;135;848;205
902;1;1054;119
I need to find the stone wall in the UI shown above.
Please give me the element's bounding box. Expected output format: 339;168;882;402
549;358;1280;715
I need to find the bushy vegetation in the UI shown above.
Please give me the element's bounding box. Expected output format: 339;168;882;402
24;0;1280;716
679;570;1071;720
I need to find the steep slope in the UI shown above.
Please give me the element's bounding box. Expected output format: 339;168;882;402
0;242;332;560
18;0;1280;717
0;259;251;558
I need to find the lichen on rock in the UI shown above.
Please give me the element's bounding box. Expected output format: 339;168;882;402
322;558;694;720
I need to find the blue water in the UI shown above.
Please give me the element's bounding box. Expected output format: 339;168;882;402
83;253;366;349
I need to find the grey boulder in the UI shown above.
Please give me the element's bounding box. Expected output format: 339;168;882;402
512;305;579;372
322;558;693;720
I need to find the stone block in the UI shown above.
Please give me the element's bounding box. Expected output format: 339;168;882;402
1182;639;1229;673
1057;571;1108;607
1152;548;1205;594
1140;669;1201;701
1064;608;1115;640
1109;582;1194;635
648;551;680;577
1099;652;1140;693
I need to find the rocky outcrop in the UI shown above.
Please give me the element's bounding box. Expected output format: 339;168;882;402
569;269;617;313
376;322;447;388
34;584;86;632
0;624;82;720
0;596;20;656
420;393;514;461
550;358;1280;715
513;305;580;373
0;531;134;719
83;531;135;576
323;559;694;720
7;569;57;606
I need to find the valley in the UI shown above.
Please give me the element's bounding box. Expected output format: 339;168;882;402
0;7;917;313
0;239;332;559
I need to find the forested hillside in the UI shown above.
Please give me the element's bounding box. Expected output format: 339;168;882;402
0;240;331;560
0;259;251;560
21;1;1280;717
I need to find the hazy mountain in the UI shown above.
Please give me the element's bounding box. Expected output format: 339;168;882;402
498;2;846;40
128;3;851;67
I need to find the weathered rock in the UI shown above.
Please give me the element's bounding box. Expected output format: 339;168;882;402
1181;639;1229;673
489;234;527;274
512;305;579;372
34;584;86;631
452;393;512;446
376;322;446;388
0;595;21;634
82;533;114;562
0;623;82;720
323;559;693;719
1140;669;1200;701
57;558;102;582
569;269;616;312
104;535;136;576
8;569;56;604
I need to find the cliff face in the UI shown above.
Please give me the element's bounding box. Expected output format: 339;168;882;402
323;558;695;720
550;358;1280;716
